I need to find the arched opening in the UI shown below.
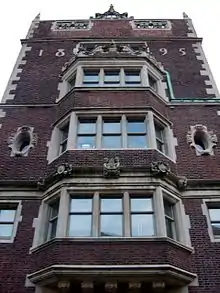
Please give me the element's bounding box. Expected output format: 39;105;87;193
15;132;31;155
194;130;209;153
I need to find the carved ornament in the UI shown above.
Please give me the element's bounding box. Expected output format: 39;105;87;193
91;4;128;19
61;41;163;74
8;126;37;157
51;20;91;31
150;161;170;176
133;20;170;29
103;157;120;178
177;176;188;190
187;124;217;156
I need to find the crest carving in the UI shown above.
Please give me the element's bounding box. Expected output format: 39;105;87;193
91;5;128;20
103;157;120;178
150;161;170;176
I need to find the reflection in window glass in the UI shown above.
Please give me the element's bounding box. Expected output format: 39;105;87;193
130;197;154;237
78;121;96;134
102;136;121;148
125;70;141;86
102;120;121;148
209;208;220;237
127;120;147;148
83;70;99;86
104;70;120;86
100;197;122;237
77;120;97;149
68;197;92;237
77;136;96;149
0;208;16;238
103;121;121;134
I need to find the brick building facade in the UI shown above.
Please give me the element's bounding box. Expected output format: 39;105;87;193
0;5;220;293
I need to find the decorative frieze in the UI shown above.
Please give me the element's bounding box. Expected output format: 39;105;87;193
103;157;120;178
51;20;91;31
132;20;171;30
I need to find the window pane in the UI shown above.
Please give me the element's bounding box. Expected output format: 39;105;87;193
50;201;59;218
130;198;153;212
212;223;220;236
149;75;157;90
164;200;173;218
156;140;164;152
102;136;121;148
77;136;96;148
78;121;96;134
69;215;91;236
83;70;99;83
165;218;174;238
155;125;163;140
127;121;146;133
60;140;67;153
104;70;120;85
125;70;141;84
70;198;92;213
101;198;122;212
49;219;57;239
131;214;154;236
61;123;69;140
209;209;220;221
0;209;16;222
103;121;121;134
128;135;147;148
0;224;13;237
100;215;122;236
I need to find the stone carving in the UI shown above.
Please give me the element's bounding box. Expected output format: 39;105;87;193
91;4;128;19
37;163;73;190
150;161;170;176
134;20;169;29
177;176;188;190
105;282;117;291
52;20;90;31
8;126;37;157
187;124;217;156
61;41;163;74
129;282;141;289
103;157;120;178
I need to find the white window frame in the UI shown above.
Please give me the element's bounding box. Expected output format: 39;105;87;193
47;110;176;163
57;59;167;102
32;187;190;248
202;199;220;242
0;200;22;243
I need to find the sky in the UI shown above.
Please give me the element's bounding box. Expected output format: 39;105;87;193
0;0;219;99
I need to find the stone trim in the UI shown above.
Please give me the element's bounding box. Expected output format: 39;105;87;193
0;199;22;243
51;20;93;31
130;19;172;30
183;13;197;38
1;44;32;103
192;43;219;97
26;13;40;39
0;109;6;129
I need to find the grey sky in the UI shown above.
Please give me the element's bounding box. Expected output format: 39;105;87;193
0;0;219;99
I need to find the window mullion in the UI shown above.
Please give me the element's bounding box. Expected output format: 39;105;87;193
154;187;166;237
124;192;130;237
92;192;99;237
147;111;157;149
141;65;149;87
96;116;102;148
99;68;104;86
56;188;69;237
122;115;127;148
120;68;125;86
67;112;77;149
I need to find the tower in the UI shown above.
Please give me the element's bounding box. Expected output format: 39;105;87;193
0;5;220;293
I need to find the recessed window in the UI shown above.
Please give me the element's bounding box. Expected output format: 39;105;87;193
130;197;154;236
47;199;59;241
68;74;76;90
127;119;147;148
77;119;97;149
59;122;69;154
148;74;157;91
124;69;141;86
155;123;167;155
102;119;122;148
208;207;220;237
68;197;93;237
104;70;120;86
194;131;208;153
83;70;100;86
164;199;176;239
0;208;16;239
100;197;123;236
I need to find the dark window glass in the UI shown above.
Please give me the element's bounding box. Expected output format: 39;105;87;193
83;70;99;86
125;70;141;86
104;70;120;86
